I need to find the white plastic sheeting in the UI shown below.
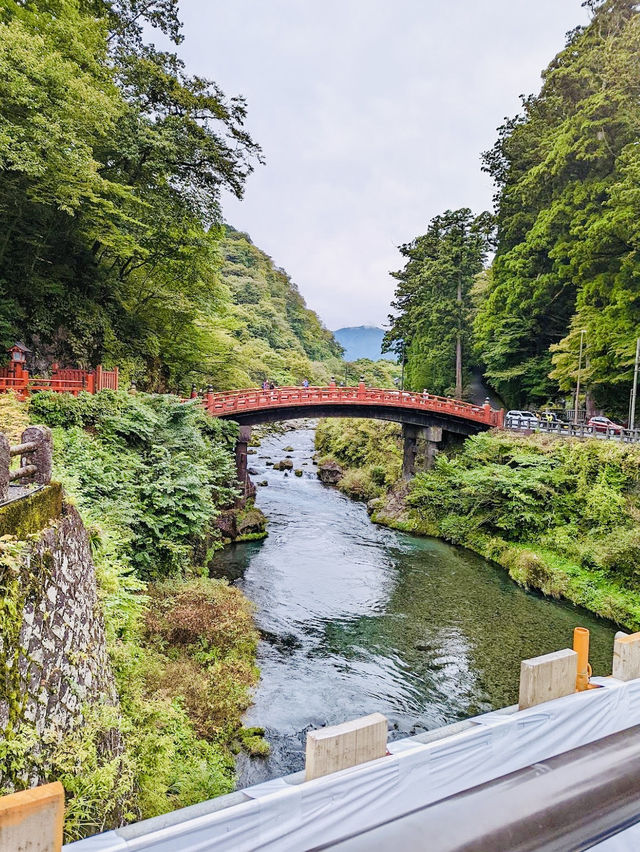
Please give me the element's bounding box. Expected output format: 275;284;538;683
66;676;640;852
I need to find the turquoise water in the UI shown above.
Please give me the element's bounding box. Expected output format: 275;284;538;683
210;427;617;787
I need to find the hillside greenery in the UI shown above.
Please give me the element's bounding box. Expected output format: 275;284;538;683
404;432;640;629
0;0;343;393
385;2;640;417
0;391;265;839
474;0;640;414
219;228;343;388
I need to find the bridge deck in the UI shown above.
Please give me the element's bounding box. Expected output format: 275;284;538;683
203;385;504;428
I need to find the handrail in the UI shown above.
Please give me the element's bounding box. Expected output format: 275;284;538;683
0;426;52;503
505;416;640;444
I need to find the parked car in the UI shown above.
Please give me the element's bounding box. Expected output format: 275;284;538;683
587;416;624;434
505;410;539;429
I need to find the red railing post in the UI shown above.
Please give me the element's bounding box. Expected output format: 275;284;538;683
206;385;214;413
113;366;119;391
95;365;103;392
190;384;198;399
358;375;366;398
86;371;95;394
329;376;336;389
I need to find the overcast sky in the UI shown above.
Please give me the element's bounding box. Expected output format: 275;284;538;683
175;0;590;330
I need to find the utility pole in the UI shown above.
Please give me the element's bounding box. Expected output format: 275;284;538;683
573;329;587;425
630;337;640;430
400;343;405;391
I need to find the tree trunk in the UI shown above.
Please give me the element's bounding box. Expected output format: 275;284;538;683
455;276;463;399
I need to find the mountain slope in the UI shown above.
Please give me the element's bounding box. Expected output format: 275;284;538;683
219;228;343;387
333;326;394;362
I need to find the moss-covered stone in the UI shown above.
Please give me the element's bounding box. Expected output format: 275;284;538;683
214;502;268;543
0;483;63;539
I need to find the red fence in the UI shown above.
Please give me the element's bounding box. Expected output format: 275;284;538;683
0;363;118;398
202;383;504;428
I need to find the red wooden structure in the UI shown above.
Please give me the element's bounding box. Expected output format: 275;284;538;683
0;348;118;398
201;380;504;428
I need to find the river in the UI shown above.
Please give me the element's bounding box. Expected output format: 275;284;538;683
209;426;617;788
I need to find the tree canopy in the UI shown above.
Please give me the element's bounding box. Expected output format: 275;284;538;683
474;0;640;413
384;209;493;397
0;0;335;391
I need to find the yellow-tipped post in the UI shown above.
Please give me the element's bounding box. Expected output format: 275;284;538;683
574;627;591;691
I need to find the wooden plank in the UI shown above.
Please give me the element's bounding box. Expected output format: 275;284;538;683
612;631;640;681
305;713;388;781
518;648;578;710
0;782;64;851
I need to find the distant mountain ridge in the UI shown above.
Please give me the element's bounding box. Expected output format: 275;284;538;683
333;326;396;362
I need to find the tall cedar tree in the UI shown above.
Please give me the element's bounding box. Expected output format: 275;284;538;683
384;209;493;398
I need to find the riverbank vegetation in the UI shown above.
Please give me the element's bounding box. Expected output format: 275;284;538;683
2;391;265;839
317;420;640;631
315;418;402;502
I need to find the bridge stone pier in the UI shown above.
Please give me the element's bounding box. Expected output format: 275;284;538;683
234;425;254;506
401;424;461;479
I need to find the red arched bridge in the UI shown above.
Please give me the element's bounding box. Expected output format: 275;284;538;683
200;381;504;488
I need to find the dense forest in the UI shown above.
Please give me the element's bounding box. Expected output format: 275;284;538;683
0;0;344;390
387;0;640;416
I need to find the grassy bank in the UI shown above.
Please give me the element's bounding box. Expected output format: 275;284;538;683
315;418;402;501
0;391;266;840
316;419;640;631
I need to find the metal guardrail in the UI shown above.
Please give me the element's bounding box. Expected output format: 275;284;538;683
0;426;52;503
319;724;640;851
505;417;640;443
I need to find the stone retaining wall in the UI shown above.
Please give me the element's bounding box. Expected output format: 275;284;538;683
0;501;119;788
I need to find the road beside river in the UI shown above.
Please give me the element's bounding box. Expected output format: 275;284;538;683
209;426;616;788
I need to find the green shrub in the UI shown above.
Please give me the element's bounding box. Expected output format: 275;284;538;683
370;465;387;487
338;469;380;502
38;392;238;579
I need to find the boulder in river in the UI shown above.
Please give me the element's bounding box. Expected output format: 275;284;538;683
258;480;269;487
273;459;294;471
283;446;294;452
213;502;267;543
294;469;303;477
317;459;343;485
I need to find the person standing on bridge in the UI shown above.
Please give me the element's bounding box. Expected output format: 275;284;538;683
302;378;309;388
262;379;269;391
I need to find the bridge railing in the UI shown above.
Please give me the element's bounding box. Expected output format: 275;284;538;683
0;364;118;398
202;384;504;427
